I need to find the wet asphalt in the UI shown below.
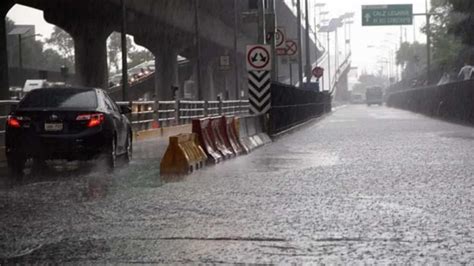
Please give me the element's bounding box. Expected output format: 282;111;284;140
0;105;473;264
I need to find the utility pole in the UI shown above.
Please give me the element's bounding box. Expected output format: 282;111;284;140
18;35;22;85
296;0;303;86
257;0;266;44
233;0;239;99
414;1;432;85
334;28;338;75
304;0;311;82
425;0;431;85
268;0;278;81
327;32;331;90
194;0;202;99
121;0;128;101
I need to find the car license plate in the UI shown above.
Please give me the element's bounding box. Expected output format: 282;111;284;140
44;123;63;132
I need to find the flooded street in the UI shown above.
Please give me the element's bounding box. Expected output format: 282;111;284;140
1;105;473;264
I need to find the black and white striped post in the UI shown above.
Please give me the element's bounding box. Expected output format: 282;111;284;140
246;45;272;115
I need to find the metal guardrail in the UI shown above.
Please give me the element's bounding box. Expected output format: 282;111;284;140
0;99;249;137
330;52;352;95
116;99;250;131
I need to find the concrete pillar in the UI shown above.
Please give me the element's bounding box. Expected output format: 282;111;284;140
0;1;13;100
69;26;110;89
153;46;179;101
200;57;217;100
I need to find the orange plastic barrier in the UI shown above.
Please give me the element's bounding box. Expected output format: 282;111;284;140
192;118;223;164
224;116;244;155
209;117;234;159
160;133;208;176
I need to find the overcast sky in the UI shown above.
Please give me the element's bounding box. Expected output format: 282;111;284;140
7;0;429;75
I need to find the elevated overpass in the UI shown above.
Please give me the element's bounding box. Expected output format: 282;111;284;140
1;0;323;101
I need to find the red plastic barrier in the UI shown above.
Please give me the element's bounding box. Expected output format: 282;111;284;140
209;117;234;159
192;118;223;164
224;117;244;155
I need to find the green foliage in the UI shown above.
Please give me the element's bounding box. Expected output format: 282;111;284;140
107;32;154;72
447;0;474;46
396;42;427;67
6;19;74;72
46;26;74;68
128;49;154;68
108;32;133;72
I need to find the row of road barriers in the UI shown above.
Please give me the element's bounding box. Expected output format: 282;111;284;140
160;115;271;176
386;80;474;124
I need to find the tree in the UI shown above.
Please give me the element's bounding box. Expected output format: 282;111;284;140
419;0;465;72
446;0;474;47
6;19;74;73
42;48;72;71
107;32;133;72
46;26;74;64
6;17;46;69
128;49;154;68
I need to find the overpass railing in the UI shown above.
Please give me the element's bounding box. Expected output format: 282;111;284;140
0;100;249;141
117;99;250;131
330;52;352;95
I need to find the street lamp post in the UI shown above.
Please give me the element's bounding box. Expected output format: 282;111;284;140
296;0;303;86
121;0;128;101
304;0;311;82
12;32;41;86
233;0;239;100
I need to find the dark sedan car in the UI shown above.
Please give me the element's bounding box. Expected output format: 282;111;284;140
5;87;133;176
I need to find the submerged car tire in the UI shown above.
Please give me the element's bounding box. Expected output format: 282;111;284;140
105;138;117;172
124;133;133;164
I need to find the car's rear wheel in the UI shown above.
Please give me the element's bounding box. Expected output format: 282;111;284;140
105;138;117;172
7;153;26;179
124;133;133;163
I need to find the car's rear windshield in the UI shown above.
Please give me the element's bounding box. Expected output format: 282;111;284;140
19;88;98;109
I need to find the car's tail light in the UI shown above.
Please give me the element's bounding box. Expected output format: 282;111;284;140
76;113;105;128
7;115;30;128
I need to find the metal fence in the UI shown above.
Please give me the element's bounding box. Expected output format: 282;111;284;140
386;80;474;124
269;83;332;135
116;99;249;131
0;99;249;142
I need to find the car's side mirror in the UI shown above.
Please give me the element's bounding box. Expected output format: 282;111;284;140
120;105;132;115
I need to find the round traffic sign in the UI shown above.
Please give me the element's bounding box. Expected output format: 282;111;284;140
312;66;324;78
275;28;285;48
286;40;297;56
247;45;271;70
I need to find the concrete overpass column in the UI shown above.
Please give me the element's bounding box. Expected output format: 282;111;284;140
152;46;179;100
200;57;217;100
0;1;14;100
70;26;110;89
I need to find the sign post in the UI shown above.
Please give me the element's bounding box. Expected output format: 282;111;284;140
362;5;413;26
246;45;272;115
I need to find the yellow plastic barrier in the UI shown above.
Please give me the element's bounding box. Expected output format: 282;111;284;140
160;133;208;176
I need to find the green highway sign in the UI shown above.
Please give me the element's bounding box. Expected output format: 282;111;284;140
362;4;413;26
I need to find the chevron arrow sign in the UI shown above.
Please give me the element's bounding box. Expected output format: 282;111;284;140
248;70;271;114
